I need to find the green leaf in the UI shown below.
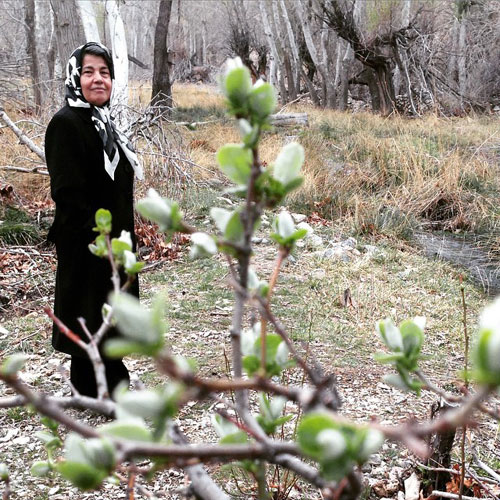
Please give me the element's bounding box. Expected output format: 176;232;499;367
190;232;217;259
82;438;116;470
223;63;252;106
104;338;161;358
111;239;131;257
123;250;144;275
273;212;295;239
297;413;336;458
212;414;238;438
217;144;252;186
400;320;424;357
283;176;304;193
1;353;27;376
0;463;8;481
110;292;165;346
116;388;166;420
136;189;182;233
40;416;59;432
248;81;277;119
99;420;153;442
210;207;232;234
88;234;108;258
57;461;106;491
220;431;248;445
31;461;51;477
242;355;260;376
316;428;347;459
377;319;403;352
224;210;245;243
35;430;62;449
273;143;304;186
358;429;384;462
94;209;112;234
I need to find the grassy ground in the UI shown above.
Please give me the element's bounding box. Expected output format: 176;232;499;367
1;84;499;498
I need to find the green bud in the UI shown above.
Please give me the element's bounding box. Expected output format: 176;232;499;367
273;143;304;186
248;80;277;119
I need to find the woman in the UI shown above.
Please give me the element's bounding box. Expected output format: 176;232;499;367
45;42;143;398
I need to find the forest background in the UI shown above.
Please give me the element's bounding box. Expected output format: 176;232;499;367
0;1;500;499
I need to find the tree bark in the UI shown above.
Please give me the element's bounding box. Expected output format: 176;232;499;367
151;0;173;111
77;0;100;43
296;0;334;107
279;0;301;97
259;1;286;99
105;0;129;120
272;0;296;101
24;0;43;112
49;0;86;69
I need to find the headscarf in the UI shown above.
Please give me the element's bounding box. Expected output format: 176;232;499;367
65;42;143;181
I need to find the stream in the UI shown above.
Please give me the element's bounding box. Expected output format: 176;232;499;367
414;231;500;296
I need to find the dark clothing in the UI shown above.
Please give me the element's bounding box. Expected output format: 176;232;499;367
45;105;139;360
70;357;130;399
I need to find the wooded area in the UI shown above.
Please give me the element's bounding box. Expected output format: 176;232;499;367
0;0;499;116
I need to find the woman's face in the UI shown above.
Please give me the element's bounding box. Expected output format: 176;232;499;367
80;54;112;106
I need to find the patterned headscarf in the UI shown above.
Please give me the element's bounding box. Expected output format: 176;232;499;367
65;42;143;181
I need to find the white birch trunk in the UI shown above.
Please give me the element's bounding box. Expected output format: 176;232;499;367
279;0;301;96
271;0;294;100
104;0;129;122
78;0;100;42
259;1;281;92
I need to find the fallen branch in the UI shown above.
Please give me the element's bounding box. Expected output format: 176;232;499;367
0;108;45;162
270;113;309;127
0;165;48;176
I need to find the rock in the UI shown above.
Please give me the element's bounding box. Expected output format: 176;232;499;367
372;480;399;497
292;213;307;223
404;472;420;500
297;221;313;234
311;269;326;280
369;453;383;465
216;196;234;206
307;234;324;248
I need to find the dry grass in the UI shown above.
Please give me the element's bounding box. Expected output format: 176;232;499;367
285;108;500;242
2;83;498;248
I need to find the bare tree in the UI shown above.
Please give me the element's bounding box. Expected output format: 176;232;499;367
24;0;42;111
151;0;173;111
49;0;85;73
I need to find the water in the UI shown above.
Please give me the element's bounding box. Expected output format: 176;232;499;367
414;231;500;296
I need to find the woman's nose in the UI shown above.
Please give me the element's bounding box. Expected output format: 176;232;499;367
93;71;103;82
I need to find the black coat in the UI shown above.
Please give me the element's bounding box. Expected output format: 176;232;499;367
45;105;139;357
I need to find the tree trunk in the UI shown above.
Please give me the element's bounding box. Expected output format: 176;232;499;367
151;0;173;111
259;1;287;101
105;0;129;123
271;0;296;101
457;17;467;100
393;0;412;94
279;0;301;97
322;0;396;114
77;0;100;42
49;0;86;68
339;42;352;110
296;0;334;107
24;0;43;112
